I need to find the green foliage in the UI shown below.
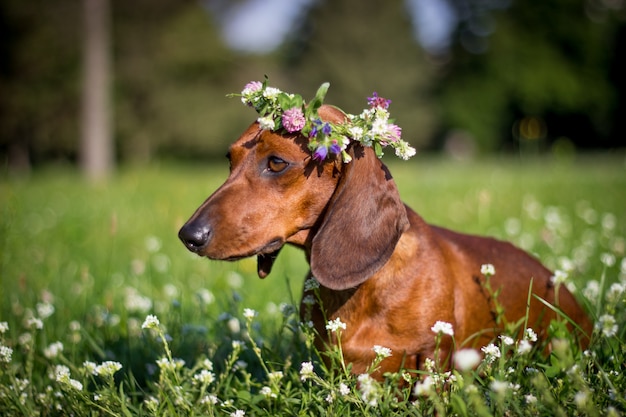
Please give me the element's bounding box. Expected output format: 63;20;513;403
1;157;625;415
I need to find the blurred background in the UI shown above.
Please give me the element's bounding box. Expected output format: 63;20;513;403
1;0;625;178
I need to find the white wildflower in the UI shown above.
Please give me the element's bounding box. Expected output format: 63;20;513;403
525;394;537;404
349;126;364;141
95;361;123;377
490;380;509;395
453;348;481;371
268;371;283;383
299;361;314;381
372;345;392;358
82;361;97;375
413;375;434;396
43;341;64;359
601;253;616;267
481;264;496;276
481;343;501;363
193;369;215;385
357;373;380;406
339;382;350;396
518;340;533;354
583;280;600;302
243;308;257;320
262;87;281;100
230;410;245;417
551;270;568;285
525;327;538;342
326;317;347;333
36;302;55;319
499;335;514;346
0;322;9;334
596;314;618;337
27;317;43;330
0;345;13;363
606;283;624;305
260;386;275;398
227;317;241;334
257;116;275;131
431;320;454;336
141;314;160;330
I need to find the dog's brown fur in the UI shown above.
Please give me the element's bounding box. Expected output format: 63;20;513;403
179;105;592;377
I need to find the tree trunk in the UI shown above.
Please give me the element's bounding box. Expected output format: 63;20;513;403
80;0;113;181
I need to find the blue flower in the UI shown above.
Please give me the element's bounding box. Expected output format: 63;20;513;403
313;145;328;161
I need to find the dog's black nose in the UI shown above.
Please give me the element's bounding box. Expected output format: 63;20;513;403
178;221;211;253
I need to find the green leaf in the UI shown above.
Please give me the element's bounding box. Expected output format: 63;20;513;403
306;82;330;119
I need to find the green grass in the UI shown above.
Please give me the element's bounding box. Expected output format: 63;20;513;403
0;154;625;416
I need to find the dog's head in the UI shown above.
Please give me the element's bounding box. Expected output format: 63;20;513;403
179;105;409;290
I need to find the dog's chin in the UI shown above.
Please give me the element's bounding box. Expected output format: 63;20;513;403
203;239;284;278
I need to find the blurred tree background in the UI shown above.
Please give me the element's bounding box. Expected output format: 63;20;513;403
0;0;624;175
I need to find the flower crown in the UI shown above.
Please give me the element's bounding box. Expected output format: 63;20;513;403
228;78;416;163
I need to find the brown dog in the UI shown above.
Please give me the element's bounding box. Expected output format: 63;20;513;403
179;105;592;376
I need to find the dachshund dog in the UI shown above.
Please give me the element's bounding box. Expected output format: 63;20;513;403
179;105;592;377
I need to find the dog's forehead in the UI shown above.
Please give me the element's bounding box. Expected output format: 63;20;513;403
229;123;307;160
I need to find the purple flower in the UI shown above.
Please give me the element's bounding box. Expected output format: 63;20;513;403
312;145;328;161
386;124;402;142
367;92;391;110
243;81;263;94
322;122;332;136
329;140;342;154
282;107;306;133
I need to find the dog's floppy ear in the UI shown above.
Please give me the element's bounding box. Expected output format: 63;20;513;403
310;145;410;290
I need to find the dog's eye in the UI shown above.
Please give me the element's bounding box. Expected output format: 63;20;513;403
267;156;289;173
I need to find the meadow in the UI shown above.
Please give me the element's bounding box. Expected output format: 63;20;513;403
0;154;625;416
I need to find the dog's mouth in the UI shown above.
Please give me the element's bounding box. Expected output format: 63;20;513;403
217;238;283;279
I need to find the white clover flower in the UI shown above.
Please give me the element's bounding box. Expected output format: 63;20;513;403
243;308;257;320
551;270;568;286
481;343;501;363
326;317;347;333
499;335;514;346
0;345;13;363
141;314;160;330
596;314;618;337
95;361;123;377
431;320;454;336
524;328;538;342
372;345;392;358
453;348;481;371
193;369;215;385
0;321;9;334
44;341;64;359
481;264;496;276
299;361;314;381
258;116;275;131
304;277;320;291
339;382;350;396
